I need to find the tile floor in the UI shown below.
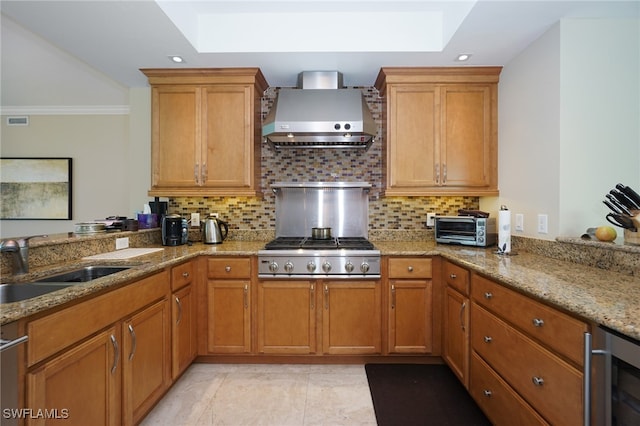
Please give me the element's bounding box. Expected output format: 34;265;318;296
141;363;377;426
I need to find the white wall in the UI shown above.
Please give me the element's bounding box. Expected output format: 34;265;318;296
482;18;640;243
0;15;152;238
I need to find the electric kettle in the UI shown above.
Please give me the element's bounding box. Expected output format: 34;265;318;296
202;215;229;244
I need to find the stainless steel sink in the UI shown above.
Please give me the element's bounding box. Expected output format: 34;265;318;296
0;282;73;304
38;265;132;283
0;266;133;303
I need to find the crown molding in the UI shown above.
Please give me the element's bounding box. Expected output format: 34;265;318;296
0;105;130;115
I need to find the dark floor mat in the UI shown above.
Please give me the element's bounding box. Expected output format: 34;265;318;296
365;363;491;426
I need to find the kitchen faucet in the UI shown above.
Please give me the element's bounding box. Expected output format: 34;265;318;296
0;235;48;275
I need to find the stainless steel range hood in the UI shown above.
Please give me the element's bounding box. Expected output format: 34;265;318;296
262;72;377;150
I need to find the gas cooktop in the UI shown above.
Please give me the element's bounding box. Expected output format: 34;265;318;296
263;237;375;251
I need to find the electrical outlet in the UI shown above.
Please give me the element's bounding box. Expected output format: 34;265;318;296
191;212;200;227
426;213;436;228
537;214;548;234
515;214;524;232
115;237;129;250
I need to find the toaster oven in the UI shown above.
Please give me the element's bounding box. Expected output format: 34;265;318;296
435;216;497;247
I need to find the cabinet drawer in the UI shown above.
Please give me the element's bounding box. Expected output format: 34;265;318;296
470;351;549;425
471;304;583;426
208;257;251;279
471;274;587;366
171;261;194;291
443;261;469;295
388;257;432;278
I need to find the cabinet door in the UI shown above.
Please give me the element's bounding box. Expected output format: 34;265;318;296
387;84;440;190
122;300;171;426
388;279;432;353
172;284;197;379
441;85;493;188
26;327;121;426
443;286;469;387
207;280;251;353
202;85;254;189
150;86;200;189
257;281;316;354
322;281;381;355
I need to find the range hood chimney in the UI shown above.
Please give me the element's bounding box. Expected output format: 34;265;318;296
262;71;377;150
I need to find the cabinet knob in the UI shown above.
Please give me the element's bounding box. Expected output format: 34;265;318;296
532;376;545;386
532;318;545;327
483;390;492;398
182;272;189;278
225;266;231;272
484;336;493;343
450;273;457;279
407;266;413;272
484;292;493;299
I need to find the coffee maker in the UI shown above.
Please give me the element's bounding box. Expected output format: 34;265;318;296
162;214;188;246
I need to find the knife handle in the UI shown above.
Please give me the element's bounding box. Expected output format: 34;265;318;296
617;184;640;209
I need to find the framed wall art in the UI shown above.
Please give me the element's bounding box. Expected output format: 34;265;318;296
1;157;73;220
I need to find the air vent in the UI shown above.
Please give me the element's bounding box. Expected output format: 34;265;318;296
7;116;29;126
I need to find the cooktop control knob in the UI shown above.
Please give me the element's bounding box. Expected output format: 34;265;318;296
322;261;332;273
284;261;294;273
360;262;370;273
344;261;355;273
307;261;317;272
268;261;278;273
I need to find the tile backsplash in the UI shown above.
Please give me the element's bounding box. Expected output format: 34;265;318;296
168;86;480;231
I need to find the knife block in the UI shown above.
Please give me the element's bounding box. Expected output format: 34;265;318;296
624;229;640;246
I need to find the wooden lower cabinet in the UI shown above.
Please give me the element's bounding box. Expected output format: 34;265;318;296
172;283;197;379
122;300;171;426
442;260;470;386
387;257;434;354
171;260;197;379
470;274;588;426
388;280;432;353
322;280;381;355
469;352;548;425
24;271;171;426
257;280;316;354
26;327;121;426
206;280;251;353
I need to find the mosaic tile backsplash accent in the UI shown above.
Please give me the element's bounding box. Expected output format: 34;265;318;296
168;86;480;232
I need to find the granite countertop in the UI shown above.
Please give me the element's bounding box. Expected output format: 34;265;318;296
1;240;639;343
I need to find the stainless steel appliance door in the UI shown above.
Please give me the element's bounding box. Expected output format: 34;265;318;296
1;322;28;426
585;328;640;426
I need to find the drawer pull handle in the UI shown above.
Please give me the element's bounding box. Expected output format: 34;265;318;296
450;273;457;279
484;336;492;343
484;292;493;299
225;266;231;272
407;266;413;272
532;318;545;327
182;271;189;278
483;390;492;397
532;376;544;386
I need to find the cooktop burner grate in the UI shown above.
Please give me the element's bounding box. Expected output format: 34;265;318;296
264;237;375;251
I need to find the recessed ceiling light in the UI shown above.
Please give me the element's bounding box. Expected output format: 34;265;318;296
169;55;185;63
456;54;471;62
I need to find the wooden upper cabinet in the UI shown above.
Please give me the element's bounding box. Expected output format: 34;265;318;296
375;67;501;196
142;68;268;197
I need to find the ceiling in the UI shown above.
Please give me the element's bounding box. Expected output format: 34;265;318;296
1;0;638;88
